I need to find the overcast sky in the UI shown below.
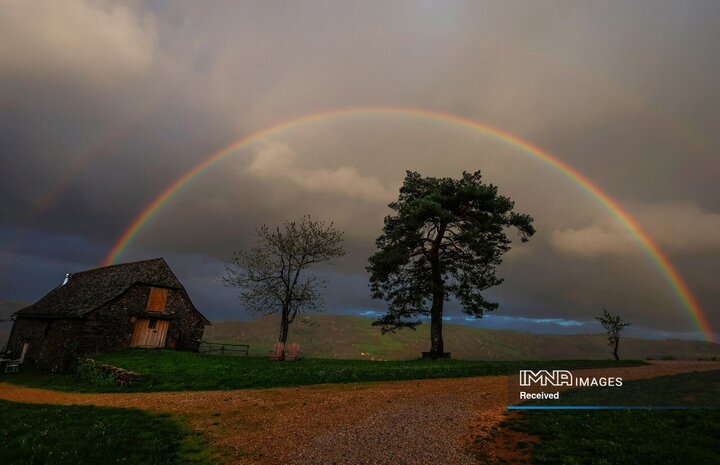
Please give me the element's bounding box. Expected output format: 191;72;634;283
1;0;718;340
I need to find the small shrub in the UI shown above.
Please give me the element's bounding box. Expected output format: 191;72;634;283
75;359;115;386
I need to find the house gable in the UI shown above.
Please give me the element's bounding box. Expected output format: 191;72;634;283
7;258;208;371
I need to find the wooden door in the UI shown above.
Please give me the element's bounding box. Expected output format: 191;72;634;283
130;319;169;348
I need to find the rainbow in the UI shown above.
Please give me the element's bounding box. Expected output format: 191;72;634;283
0;92;164;271
102;106;716;342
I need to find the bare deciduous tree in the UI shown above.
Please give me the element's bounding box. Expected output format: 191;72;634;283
223;216;345;351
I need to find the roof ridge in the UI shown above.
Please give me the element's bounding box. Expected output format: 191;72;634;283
71;257;165;276
15;257;177;318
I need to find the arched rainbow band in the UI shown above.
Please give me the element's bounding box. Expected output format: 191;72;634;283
102;107;716;342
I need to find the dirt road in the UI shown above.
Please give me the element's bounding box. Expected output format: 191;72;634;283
1;361;718;465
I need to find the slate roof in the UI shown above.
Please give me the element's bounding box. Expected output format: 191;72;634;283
15;258;201;319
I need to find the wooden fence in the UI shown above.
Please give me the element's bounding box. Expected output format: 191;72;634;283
199;341;249;357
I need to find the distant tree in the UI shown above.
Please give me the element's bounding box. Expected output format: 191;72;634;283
367;170;535;357
223;216;345;352
596;308;631;361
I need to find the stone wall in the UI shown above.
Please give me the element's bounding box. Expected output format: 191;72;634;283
6;318;84;372
39;319;84;372
83;284;205;354
6;318;50;365
163;287;206;350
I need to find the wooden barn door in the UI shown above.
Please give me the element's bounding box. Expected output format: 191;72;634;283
130;319;169;348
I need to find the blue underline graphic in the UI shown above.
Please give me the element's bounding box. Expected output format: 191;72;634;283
507;405;719;410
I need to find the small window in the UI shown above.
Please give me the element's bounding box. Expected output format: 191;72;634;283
148;319;157;329
147;287;168;312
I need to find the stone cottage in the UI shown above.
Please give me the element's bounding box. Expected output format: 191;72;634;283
6;258;209;372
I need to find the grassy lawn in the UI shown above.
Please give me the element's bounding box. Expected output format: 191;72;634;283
0;349;644;392
0;400;216;465
507;370;720;465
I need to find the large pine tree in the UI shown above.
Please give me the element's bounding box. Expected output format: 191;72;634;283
367;171;535;356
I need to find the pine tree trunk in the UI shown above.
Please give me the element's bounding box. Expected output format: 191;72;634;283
429;224;446;357
430;296;444;356
429;259;445;357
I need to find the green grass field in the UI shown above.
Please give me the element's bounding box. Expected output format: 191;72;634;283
0;349;644;392
0;400;216;465
506;370;720;465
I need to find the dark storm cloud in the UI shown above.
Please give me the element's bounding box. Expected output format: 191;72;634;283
1;0;719;338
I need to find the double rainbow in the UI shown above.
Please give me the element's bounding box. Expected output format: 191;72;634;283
102;107;716;342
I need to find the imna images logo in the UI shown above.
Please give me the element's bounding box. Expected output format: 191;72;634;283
519;370;573;387
519;370;622;387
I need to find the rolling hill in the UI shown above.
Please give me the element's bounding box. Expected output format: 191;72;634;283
3;297;716;361
204;314;720;361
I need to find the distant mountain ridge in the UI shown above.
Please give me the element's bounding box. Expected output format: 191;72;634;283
205;315;720;361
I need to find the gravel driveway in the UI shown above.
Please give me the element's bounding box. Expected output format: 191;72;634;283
1;360;718;465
